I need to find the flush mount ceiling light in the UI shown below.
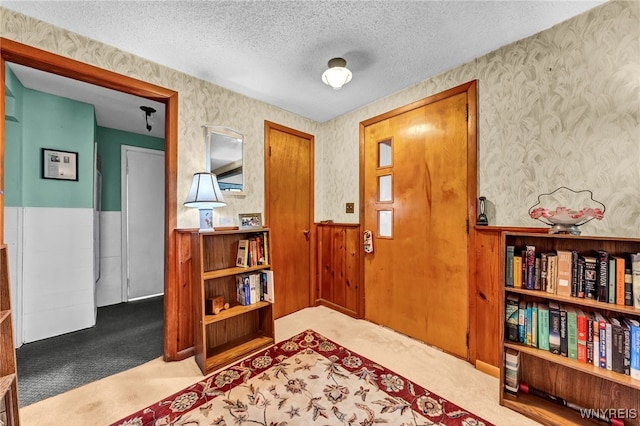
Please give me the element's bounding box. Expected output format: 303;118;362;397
140;105;156;132
321;57;352;90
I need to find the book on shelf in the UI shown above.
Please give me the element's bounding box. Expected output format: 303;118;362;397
608;257;616;304
583;256;598;300
594;250;609;303
608;316;625;374
546;252;557;294
505;294;519;342
537;302;550;351
531;302;538;348
556;250;572;297
631;253;640;309
604;315;612;371
236;275;251;306
592;313;600;368
505;245;515;287
518;299;526;343
613;256;625;305
525;302;533;346
540;252;548;292
566;306;577;360
594;312;608;369
625;268;633;306
549;302;561;355
560;305;568;357
236;239;249;267
622;317;640;380
576;308;588;363
576;255;585;298
513;254;523;289
570;250;579;297
525;245;536;290
249;273;258;304
262;270;275;303
504;348;520;395
620;318;631;376
250;239;258;267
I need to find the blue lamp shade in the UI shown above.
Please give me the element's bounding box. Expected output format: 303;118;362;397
184;172;226;230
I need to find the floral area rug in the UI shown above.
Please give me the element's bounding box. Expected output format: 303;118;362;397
113;329;492;426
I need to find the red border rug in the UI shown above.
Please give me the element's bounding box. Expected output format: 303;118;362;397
112;329;493;426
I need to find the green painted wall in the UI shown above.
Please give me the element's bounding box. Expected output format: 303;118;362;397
4;66;23;207
21;89;95;208
96;126;164;211
4;65;164;211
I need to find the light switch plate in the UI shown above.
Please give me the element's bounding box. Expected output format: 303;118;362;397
346;202;355;213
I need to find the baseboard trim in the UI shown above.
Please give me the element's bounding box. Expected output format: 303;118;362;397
475;360;500;378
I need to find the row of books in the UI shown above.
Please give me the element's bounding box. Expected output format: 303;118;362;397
505;294;640;379
235;271;275;306
236;232;269;267
505;245;640;308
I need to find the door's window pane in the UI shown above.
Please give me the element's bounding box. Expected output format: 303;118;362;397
378;139;392;168
378;174;392;202
378;210;393;237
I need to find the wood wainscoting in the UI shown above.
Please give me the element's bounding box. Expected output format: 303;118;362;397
172;228;198;360
315;223;363;318
469;225;547;376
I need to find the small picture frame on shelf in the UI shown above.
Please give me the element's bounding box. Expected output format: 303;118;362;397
238;213;262;230
42;148;78;181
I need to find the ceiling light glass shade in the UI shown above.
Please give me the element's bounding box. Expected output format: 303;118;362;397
184;172;226;208
322;57;352;90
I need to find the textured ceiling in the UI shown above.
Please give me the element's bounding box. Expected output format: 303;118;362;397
2;0;605;133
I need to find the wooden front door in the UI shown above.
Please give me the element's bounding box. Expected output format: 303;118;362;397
361;82;477;359
264;121;314;319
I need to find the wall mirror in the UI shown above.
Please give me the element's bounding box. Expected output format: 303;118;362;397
204;125;245;195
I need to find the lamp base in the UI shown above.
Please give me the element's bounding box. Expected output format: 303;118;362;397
199;208;214;231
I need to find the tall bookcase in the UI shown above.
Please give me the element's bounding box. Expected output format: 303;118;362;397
0;245;19;425
499;232;640;426
191;228;274;375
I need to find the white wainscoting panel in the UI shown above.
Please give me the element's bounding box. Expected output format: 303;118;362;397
22;207;95;343
3;207;23;347
96;211;122;307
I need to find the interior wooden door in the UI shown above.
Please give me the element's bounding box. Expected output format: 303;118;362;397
264;121;314;319
361;82;476;359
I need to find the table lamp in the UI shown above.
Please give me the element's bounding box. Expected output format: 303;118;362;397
184;172;226;231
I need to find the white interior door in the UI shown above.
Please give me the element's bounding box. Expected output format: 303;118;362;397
121;146;165;301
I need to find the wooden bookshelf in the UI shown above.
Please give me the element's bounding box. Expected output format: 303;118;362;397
0;245;19;425
191;228;275;375
499;232;640;426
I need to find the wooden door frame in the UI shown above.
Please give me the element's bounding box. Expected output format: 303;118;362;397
263;120;316;311
358;80;478;360
0;38;183;360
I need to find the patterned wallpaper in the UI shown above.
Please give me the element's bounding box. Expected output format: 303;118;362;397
318;0;639;237
0;8;318;229
2;1;639;236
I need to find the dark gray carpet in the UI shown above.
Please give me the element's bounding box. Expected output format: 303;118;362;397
16;296;164;408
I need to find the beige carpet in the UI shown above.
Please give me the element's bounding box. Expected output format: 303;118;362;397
19;306;540;425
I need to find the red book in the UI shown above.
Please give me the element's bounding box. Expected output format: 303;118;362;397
576;308;588;363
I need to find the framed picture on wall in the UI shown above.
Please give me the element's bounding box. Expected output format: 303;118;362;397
42;148;78;181
238;213;262;230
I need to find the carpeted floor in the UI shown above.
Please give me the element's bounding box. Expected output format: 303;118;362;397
18;306;541;426
16;296;164;407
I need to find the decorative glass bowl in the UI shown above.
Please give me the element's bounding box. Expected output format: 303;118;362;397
528;187;605;235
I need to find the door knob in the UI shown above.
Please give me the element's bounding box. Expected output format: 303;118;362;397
303;229;310;241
